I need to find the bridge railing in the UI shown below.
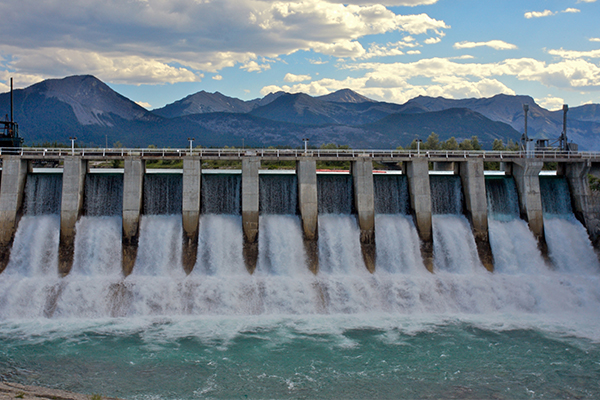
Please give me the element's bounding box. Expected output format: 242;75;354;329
2;147;600;160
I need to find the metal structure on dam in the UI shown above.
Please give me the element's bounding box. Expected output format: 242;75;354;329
0;147;598;277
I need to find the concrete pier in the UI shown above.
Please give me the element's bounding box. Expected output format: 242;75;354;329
459;159;494;272
559;161;600;250
122;157;145;276
405;159;434;272
351;159;376;273
182;157;201;274
58;157;88;275
0;158;29;272
297;159;319;274
242;157;260;273
511;160;547;255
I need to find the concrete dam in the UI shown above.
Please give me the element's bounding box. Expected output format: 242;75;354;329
0;149;599;318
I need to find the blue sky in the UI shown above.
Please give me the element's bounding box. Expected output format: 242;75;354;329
1;0;599;111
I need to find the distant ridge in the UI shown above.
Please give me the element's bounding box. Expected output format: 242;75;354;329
0;74;598;150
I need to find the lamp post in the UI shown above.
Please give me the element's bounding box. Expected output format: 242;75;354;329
302;138;309;154
69;137;77;156
416;139;422;156
187;137;195;156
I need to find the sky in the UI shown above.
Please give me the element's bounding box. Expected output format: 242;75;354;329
0;0;599;111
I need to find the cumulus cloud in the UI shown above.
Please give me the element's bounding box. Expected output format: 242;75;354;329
261;54;600;104
548;48;600;59
562;8;580;13
0;0;448;84
535;95;565;110
284;73;312;82
524;10;554;19
212;75;223;81
590;38;600;42
135;101;152;109
454;40;517;50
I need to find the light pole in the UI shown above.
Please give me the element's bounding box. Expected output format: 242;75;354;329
302;138;309;153
416;139;422;156
69;137;77;156
187;137;195;156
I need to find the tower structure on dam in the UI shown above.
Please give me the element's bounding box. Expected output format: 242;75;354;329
0;148;598;276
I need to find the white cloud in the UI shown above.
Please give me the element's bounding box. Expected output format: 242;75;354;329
524;10;555;19
212;75;223;80
548;48;600;59
0;0;448;84
424;37;441;44
240;61;271;73
407;50;421;55
577;0;596;3
135;101;152;109
562;8;580;13
535;95;565;110
454;40;517;50
590;38;600;42
284;73;311;82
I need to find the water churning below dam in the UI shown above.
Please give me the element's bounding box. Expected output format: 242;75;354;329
0;166;600;399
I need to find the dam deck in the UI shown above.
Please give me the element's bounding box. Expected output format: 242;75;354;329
3;147;600;163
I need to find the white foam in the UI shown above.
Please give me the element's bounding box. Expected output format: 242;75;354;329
488;219;548;274
432;215;483;274
544;217;600;274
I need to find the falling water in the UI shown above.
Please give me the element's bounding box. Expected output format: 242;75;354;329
540;176;600;273
84;173;123;216
143;173;183;215
259;174;297;215
317;174;353;214
201;173;241;215
373;174;410;215
22;173;62;215
430;175;463;215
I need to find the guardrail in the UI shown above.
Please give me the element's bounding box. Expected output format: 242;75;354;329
1;147;600;161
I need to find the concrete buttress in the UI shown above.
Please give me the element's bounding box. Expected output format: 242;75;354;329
242;157;260;273
0;157;30;272
182;157;201;274
122;157;145;276
405;159;434;272
297;159;319;274
351;159;376;273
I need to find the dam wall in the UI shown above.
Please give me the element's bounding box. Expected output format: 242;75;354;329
0;154;598;275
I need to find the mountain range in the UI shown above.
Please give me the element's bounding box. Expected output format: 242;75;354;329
1;75;599;150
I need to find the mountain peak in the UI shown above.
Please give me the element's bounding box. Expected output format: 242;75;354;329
317;89;373;103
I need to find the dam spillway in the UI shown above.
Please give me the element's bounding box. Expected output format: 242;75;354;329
0;154;599;318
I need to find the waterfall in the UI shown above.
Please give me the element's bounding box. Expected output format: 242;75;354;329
22;173;62;215
84;173;123;216
201;173;241;215
430;175;463;215
429;175;481;273
485;176;520;221
318;215;366;274
432;215;483;273
540;176;573;216
259;174;297;215
375;214;424;274
256;215;307;275
539;176;600;273
317;174;353;214
143;173;182;215
374;175;410;215
194;214;245;276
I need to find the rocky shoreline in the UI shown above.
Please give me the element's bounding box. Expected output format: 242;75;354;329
0;382;122;400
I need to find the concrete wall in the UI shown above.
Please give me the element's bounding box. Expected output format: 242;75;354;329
458;159;494;272
511;160;547;256
58;157;88;275
405;159;433;272
122;157;145;276
559;160;600;250
182;157;201;274
297;159;319;274
242;157;260;273
351;159;376;273
0;157;30;272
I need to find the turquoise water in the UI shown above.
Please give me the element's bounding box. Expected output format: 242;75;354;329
1;316;600;399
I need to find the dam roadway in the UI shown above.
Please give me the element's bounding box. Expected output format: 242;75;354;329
0;147;599;277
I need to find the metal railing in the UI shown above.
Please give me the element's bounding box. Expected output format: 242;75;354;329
1;147;600;161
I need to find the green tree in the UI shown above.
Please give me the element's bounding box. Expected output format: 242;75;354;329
471;136;482;150
492;139;506;151
442;137;459;150
424;132;440;150
459;139;474;151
